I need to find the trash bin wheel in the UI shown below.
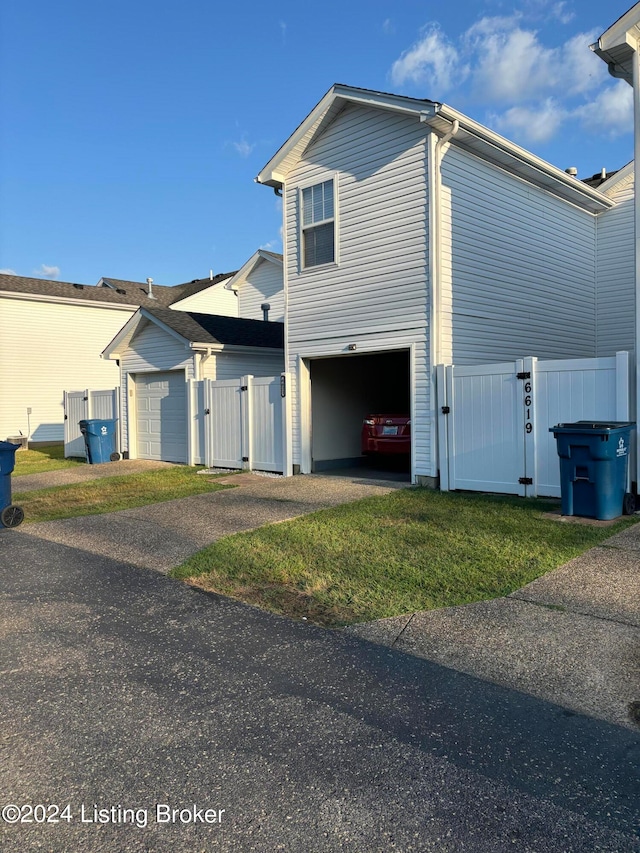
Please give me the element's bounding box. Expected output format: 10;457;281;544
1;504;24;528
109;452;122;462
623;493;636;515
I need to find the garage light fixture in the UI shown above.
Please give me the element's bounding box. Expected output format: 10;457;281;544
348;343;357;351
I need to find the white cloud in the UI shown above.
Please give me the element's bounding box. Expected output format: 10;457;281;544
382;18;394;36
390;24;468;93
519;0;574;23
0;268;16;275
493;98;567;142
551;2;575;24
233;136;255;158
573;79;634;136
388;12;625;146
466;18;557;103
463;17;604;103
279;21;286;44
34;264;60;279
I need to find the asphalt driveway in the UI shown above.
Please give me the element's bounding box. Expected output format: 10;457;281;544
1;531;639;852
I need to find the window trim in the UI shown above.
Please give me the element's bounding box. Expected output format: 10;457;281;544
298;174;339;271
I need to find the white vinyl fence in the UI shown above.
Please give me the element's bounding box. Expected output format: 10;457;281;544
65;374;291;474
436;352;633;497
63;388;120;458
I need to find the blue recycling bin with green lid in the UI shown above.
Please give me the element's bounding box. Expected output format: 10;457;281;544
549;421;635;520
79;418;119;464
0;440;24;528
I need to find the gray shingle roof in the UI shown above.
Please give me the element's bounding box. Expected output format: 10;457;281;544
0;271;237;308
169;272;236;302
582;170;619;188
145;307;284;349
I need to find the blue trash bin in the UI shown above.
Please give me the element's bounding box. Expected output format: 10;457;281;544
549;421;635;520
79;419;120;464
0;440;24;528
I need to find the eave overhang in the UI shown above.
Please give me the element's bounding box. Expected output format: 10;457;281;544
591;3;640;85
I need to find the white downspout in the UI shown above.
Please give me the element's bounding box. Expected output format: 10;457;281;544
634;46;640;488
427;118;459;481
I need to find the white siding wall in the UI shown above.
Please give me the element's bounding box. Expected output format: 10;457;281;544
441;146;597;364
171;281;238;316
284;104;431;475
201;350;284;381
118;322;195;452
0;296;132;443
596;170;635;356
238;260;284;321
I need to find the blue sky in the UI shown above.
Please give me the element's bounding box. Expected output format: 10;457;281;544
0;0;634;285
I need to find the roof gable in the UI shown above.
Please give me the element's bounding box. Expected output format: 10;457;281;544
256;84;613;214
223;250;283;292
103;307;284;358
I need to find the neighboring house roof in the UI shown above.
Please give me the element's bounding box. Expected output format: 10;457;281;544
582;169;620;188
168;272;236;302
591;3;640;84
256;83;614;214
0;271;237;309
0;273;167;307
102;307;284;358
223;250;282;292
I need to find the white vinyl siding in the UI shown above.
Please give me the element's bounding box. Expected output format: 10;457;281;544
283;104;431;476
595;172;634;356
237;260;284;322
170;279;238;316
441;145;597;364
201;350;284;381
118;322;195;453
0;296;132;443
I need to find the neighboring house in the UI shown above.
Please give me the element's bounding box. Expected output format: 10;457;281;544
256;84;622;484
592;2;640;483
0;252;285;446
222;250;284;322
0;271;233;443
101;307;284;463
174;250;284;321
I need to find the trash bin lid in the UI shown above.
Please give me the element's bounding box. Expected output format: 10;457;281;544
550;421;635;434
0;440;20;452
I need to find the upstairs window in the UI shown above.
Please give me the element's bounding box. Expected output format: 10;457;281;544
301;179;335;267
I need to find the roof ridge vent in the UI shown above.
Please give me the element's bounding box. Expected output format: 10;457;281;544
73;283;84;289
565;166;578;177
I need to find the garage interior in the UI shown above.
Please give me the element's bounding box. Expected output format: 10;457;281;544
310;350;411;480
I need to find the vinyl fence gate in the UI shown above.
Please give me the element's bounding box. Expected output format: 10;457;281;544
190;374;290;474
436;352;633;497
63;388;120;458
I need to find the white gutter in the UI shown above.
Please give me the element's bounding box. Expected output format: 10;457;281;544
634;45;640;488
0;290;139;311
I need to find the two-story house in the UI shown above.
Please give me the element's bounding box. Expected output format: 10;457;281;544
257;84;617;486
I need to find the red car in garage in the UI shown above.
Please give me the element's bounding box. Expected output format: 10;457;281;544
361;414;411;456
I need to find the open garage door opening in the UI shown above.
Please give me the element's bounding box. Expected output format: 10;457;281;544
310;350;411;481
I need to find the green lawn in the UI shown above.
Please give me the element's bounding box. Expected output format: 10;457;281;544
13;444;85;477
171;488;637;627
14;467;235;523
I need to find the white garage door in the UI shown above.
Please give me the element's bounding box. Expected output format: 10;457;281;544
135;371;187;462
